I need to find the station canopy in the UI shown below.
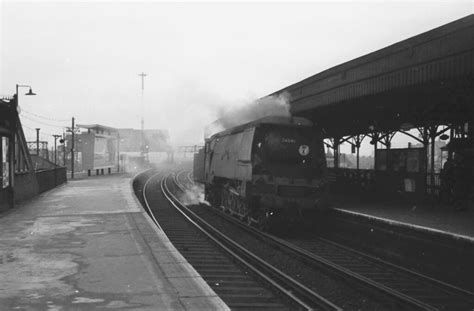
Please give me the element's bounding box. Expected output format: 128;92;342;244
270;15;474;138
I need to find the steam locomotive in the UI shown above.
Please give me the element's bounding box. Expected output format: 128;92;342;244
193;116;328;229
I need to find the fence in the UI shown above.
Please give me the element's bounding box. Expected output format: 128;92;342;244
327;168;376;194
36;167;67;193
327;167;445;200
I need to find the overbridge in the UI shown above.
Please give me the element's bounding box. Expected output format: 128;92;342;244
272;15;474;198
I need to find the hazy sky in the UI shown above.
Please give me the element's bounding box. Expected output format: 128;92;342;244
1;1;472;146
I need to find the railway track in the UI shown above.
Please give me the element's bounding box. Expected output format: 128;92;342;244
137;170;342;311
175;170;474;311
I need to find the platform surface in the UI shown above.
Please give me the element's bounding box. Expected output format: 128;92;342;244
0;174;228;310
333;197;474;242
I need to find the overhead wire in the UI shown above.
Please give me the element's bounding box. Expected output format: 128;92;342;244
22;124;59;137
21;108;70;122
20;114;68;128
21;121;65;135
18;118;66;153
17;110;71;146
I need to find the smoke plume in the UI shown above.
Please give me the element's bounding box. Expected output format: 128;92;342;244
205;92;291;138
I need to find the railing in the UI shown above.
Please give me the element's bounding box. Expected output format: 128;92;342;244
327;168;376;193
328;168;444;200
36;167;67;193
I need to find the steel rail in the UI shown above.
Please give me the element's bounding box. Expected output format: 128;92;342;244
174;170;193;189
318;237;474;299
140;171;290;310
173;172;442;311
174;170;187;188
176;173;473;300
186;171;193;184
243;227;438;311
141;170;163;230
180;179;474;310
162;173;342;311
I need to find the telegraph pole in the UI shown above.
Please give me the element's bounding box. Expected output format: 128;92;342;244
62;132;66;167
138;72;147;161
138;72;147;132
71;117;75;179
117;132;120;172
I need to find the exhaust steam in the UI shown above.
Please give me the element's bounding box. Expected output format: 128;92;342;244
205;92;291;138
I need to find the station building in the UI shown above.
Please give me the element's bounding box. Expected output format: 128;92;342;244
0;96;66;211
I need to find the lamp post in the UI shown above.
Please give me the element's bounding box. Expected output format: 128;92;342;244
15;84;37;156
11;84;36;185
66;117;79;179
15;84;36;107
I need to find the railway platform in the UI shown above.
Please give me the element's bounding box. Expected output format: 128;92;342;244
331;196;474;242
322;196;474;291
0;174;228;310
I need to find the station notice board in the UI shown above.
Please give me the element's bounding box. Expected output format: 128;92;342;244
375;148;426;194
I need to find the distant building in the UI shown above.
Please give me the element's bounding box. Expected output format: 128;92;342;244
66;124;119;172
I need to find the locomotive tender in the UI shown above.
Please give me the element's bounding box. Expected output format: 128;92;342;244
194;116;328;228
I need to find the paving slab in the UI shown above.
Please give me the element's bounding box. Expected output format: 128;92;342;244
0;174;229;311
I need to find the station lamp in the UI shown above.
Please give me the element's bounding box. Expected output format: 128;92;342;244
15;84;37;109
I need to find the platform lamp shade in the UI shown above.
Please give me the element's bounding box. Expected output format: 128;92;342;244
25;88;36;96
